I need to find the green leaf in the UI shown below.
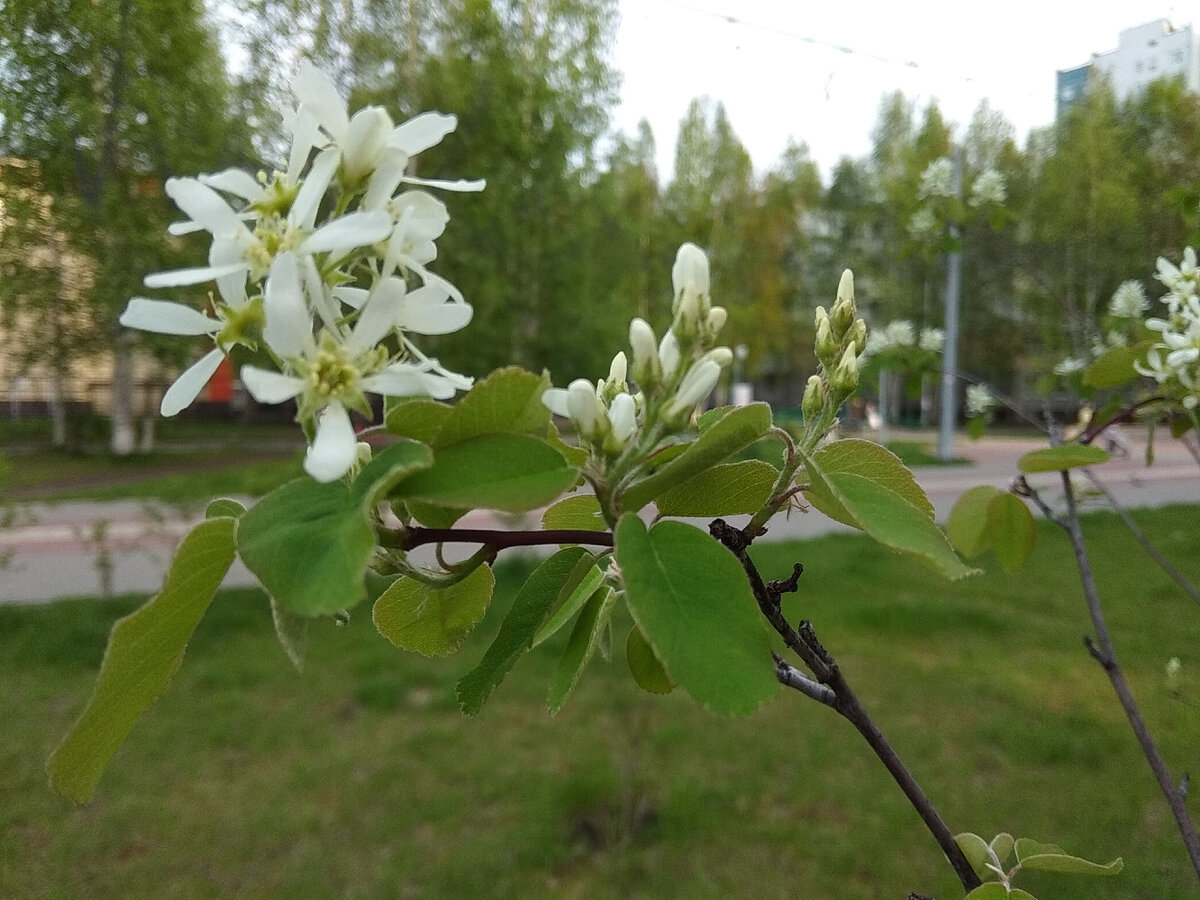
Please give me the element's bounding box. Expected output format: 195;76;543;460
433;366;553;448
394;433;576;511
615;516;778;714
654;460;778;517
947;486;1003;558
626;624;674;694
268;594;308;670
967;415;987;440
541;494;607;532
404;500;464;529
531;556;607;648
385;397;452;443
1018;852;1123;876
1017;445;1110;473
989;832;1015;866
800;447;976;581
954;832;993;879
987;493;1036;573
372;566;495;657
811;439;935;521
965;886;1035;900
205;498;245;519
239;443;434;617
1014;837;1063;859
620;403;773;512
547;586;615;714
456;547;588;715
1084;345;1144;388
47;518;237;803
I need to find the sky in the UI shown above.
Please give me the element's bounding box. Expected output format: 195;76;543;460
612;0;1200;179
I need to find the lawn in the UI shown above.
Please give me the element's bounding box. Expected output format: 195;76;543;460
2;507;1199;898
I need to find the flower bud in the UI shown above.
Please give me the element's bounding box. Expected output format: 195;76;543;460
801;375;824;420
603;392;638;455
830;345;859;395
815;314;836;362
846;318;867;356
672;243;710;311
667;360;721;421
706;306;727;336
629;318;661;386
832;270;856;338
700;346;734;369
342;106;394;185
567;378;609;444
607;351;628;387
659;329;681;380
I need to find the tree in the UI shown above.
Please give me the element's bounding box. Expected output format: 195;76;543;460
0;0;240;452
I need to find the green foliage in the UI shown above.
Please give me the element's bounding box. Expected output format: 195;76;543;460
957;831;1122;898
654;459;778;516
1017;445;1110;474
46;517;238;803
372;565;496;657
546;585;616;714
615;515;777;715
625;623;674;695
948;486;1037;574
456;547;589;714
540;494;607;533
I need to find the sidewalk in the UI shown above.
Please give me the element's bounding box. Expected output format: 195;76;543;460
3;432;1198;604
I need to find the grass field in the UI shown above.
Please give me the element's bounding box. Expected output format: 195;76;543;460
3;507;1200;898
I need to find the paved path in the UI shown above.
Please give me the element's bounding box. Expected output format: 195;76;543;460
3;433;1198;604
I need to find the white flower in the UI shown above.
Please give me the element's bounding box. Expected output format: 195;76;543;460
919;328;944;353
1054;357;1086;376
665;359;721;419
1109;280;1149;318
919;158;954;199
883;319;915;347
969;168;1007;207
907;207;941;242
119;300;233;416
671;242;710;330
965;384;995;417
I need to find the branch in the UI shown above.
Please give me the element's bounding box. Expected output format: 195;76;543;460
1057;471;1200;880
708;519;982;894
392;526;614;553
1077;396;1165;446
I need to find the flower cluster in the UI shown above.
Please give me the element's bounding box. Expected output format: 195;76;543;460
802;270;867;422
1135;248;1200;409
862;319;943;357
120;63;482;481
542;243;732;458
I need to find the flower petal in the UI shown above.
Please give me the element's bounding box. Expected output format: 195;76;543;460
200;168;264;202
303;210;393;255
262;252;313;358
541;387;570;417
144;261;248;289
400;175;486;192
292;61;349;140
388;111;457;155
120;298;218;335
351;277;406;351
332;285;370;310
164;177;243;234
304;403;357;482
363;363;457;400
290;147;341;230
398;298;473;335
161;348;225;417
240;365;305;404
364;153;409;210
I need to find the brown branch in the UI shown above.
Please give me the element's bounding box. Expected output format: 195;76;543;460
1057;472;1200;880
708;519;982;894
1077;396;1165;446
392;527;614;552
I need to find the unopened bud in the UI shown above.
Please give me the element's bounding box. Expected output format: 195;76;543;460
603;392;637;455
832;270;856;338
700;346;734;369
607;351;628;387
671;243;710;311
629;318;661;386
706;306;727;336
815;314;837;362
567;378;608;444
831;345;859;395
666;359;721;421
801;375;824;420
659;329;681;380
846;319;867;356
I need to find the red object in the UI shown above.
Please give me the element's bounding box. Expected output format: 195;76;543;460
206;356;234;403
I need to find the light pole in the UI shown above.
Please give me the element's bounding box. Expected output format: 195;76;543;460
937;145;963;462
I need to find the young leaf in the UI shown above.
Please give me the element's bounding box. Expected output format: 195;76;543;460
947;485;1003;558
1017;445;1110;473
47;517;237;803
531;558;607;648
967;415;987;440
384;397;451;443
456;547;588;715
1014;837;1123;875
619;403;773;512
615;515;778;714
432;366;552;448
626;624;674;694
1084;345;1145;389
989;832;1015;866
394;433;576;511
800;447;976;581
965;886;1035;900
541;494;607;532
654;460;778;517
954;832;994;879
547;586;616;714
986;492;1036;573
372;566;495;657
809;439;935;521
205;497;245;519
270;596;308;670
239;442;434;617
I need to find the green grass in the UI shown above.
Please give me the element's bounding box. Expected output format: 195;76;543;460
885;440;971;467
3;508;1200;898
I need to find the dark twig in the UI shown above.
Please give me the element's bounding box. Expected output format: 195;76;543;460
389;527;614;552
1057;472;1200;880
708;519;982;894
1076;396;1165;446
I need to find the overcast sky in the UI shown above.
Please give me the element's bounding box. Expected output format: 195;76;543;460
612;0;1200;178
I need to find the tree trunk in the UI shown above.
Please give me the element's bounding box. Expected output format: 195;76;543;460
109;332;136;456
48;371;68;448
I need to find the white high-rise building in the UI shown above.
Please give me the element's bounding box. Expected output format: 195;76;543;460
1056;18;1200;116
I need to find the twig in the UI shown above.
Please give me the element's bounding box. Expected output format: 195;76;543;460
708;519;982;894
389;527;614;552
1057;471;1200;880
